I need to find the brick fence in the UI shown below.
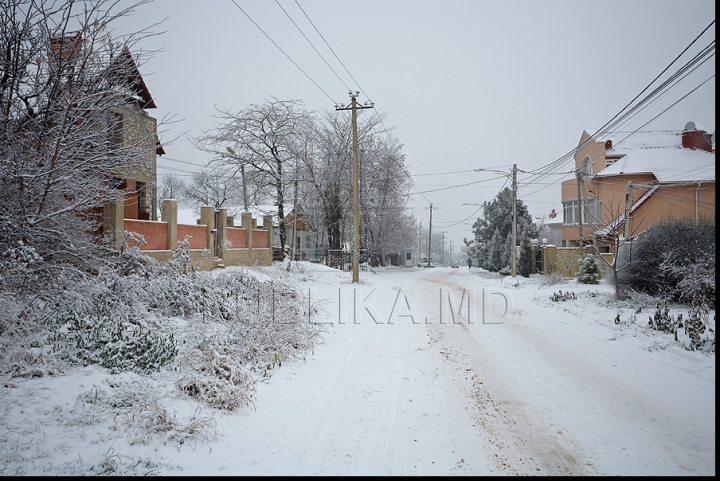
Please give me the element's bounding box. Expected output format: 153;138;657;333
103;198;273;270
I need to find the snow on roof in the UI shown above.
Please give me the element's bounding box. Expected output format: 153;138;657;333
591;130;715;183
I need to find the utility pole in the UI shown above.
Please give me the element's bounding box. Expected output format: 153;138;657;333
336;92;374;283
290;176;298;263
225;146;248;212
440;231;446;264
623;181;633;239
418;222;422;265
511;163;517;278
579;171;597;251
575;168;584;251
426;203;437;267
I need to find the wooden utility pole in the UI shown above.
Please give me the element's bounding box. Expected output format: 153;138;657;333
511;163;517;277
290;176;298;263
336;92;373;283
426;203;437;267
575;168;584;250
418;222;422;264
623;181;634;239
440;231;446;264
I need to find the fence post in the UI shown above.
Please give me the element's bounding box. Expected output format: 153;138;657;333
263;215;274;248
217;208;227;259
200;206;215;253
161;199;177;250
103;194;124;250
242;212;253;263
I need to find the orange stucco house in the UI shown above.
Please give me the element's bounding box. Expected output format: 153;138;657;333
560;121;715;251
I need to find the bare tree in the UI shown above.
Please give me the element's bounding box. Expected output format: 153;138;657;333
195;98;308;257
358;133;415;266
582;194;650;301
0;0;161;288
180;167;244;215
158;172;185;202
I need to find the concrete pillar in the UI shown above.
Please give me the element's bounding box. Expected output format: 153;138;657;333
263;215;274;248
200;206;215;253
103;195;124;249
227;216;235;227
217;208;227;258
242;212;253;251
161;199;177;250
543;245;557;274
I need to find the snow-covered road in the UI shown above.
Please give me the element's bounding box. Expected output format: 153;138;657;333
164;266;715;476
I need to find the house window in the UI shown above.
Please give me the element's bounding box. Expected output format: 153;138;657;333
406;251;412;261
580;156;593;177
563;200;578;225
565;198;602;225
605;158;617;167
110;112;123;147
580;198;601;225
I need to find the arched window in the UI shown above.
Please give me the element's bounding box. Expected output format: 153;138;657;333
580;156;593;177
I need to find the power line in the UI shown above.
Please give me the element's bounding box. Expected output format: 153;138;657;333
518;23;715;193
295;0;371;102
159;156;207;168
275;0;351;92
231;0;337;104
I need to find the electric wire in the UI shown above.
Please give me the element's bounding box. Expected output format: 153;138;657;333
295;0;372;102
275;0;352;92
518;25;715;191
231;0;338;105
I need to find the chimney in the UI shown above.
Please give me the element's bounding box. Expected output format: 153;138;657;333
605;140;612;150
49;31;81;63
682;121;712;152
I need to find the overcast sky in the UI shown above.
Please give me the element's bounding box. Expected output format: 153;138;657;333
116;0;715;248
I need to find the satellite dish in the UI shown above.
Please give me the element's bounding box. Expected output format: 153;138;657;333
684;121;697;131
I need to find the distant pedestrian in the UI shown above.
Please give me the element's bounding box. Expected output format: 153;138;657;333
467;257;473;269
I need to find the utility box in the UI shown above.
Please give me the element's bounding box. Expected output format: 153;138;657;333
402;250;414;267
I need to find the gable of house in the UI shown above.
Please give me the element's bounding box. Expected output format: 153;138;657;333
560;123;715;248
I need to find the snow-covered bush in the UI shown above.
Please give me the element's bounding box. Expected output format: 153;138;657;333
576;253;601;284
647;299;679;335
540;269;565;286
646;297;715;353
177;348;256;410
60;310;177;374
617;218;715;306
550;290;577;302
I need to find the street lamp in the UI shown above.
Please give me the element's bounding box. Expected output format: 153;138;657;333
225;146;249;213
474;165;518;277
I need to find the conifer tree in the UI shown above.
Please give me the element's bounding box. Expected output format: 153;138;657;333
501;231;512;271
487;228;503;272
577;253;601;284
518;226;533;277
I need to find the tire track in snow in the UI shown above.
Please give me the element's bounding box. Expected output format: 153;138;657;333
419;269;588;475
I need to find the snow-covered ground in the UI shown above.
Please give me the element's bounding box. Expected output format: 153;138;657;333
1;263;715;475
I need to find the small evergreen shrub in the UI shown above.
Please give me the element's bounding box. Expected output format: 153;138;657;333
577;253;601;284
646;297;715;352
550;290;576;302
62;311;177;374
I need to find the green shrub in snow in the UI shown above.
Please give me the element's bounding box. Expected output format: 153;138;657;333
576;253;601;284
62;311;177;374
